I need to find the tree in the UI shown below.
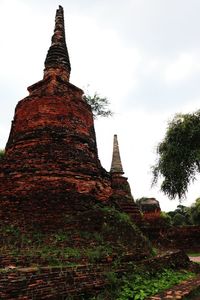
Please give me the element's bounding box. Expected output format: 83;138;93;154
135;197;149;206
160;211;172;226
166;201;200;226
83;92;113;119
152;110;200;199
172;213;186;226
190;198;200;225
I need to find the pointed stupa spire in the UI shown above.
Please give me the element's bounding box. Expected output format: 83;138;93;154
110;134;124;175
44;5;71;80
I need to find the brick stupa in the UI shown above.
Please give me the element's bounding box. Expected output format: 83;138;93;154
0;6;112;228
110;135;142;223
0;9;154;299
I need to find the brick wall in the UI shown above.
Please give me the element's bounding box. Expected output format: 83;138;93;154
0;250;190;299
142;225;200;251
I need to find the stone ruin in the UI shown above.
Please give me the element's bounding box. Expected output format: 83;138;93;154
138;198;161;221
0;5;141;229
0;7;198;299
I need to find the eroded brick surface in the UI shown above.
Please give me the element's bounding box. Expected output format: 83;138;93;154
0;80;113;229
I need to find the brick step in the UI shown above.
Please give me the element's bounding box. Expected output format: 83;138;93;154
120;208;140;213
118;204;139;209
119;208;141;214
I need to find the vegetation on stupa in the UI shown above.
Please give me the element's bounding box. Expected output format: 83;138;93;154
84;92;113;119
0;204;151;267
0;149;4;159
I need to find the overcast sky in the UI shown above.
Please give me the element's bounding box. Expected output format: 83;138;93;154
1;0;200;211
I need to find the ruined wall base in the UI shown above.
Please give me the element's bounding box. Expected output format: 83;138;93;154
141;225;200;251
0;250;192;299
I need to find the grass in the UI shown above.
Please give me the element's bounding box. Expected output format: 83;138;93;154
0;225;118;266
84;244;113;263
187;253;200;257
89;268;195;300
117;269;195;300
0;204;152;267
2;243;114;266
0;221;198;299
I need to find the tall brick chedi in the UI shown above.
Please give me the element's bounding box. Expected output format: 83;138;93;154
0;11;153;295
0;6;112;227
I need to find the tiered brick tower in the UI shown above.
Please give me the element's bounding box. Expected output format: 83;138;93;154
0;6;112;228
110;135;142;223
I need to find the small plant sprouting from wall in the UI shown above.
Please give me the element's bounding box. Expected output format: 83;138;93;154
0;149;5;159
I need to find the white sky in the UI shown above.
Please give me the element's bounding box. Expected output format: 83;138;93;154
1;0;200;211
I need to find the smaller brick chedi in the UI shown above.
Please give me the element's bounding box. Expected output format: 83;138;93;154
110;135;142;223
0;6;140;228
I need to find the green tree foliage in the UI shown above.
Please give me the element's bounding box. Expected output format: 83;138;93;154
172;213;186;226
135;197;149;205
166;201;200;226
169;205;191;225
0;149;5;160
174;205;191;224
83;92;113;119
160;211;172;226
152;111;200;199
190;198;200;225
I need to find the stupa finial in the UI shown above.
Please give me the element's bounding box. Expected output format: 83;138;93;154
44;5;71;80
110;134;124;175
